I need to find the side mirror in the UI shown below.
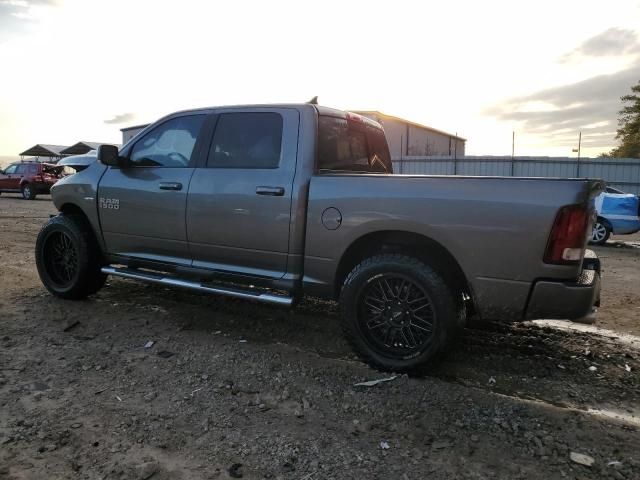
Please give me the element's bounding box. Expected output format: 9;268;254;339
97;144;124;167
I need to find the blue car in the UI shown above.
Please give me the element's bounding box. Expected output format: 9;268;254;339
590;186;640;245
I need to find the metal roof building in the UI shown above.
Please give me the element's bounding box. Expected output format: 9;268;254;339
121;124;151;145
353;111;466;159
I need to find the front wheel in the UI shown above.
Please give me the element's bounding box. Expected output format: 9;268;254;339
590;220;610;245
21;183;36;200
35;214;106;299
339;254;463;374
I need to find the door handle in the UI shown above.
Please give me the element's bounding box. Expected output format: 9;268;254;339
256;186;285;196
159;182;183;191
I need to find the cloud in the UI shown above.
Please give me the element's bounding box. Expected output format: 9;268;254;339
560;28;640;62
104;113;136;125
0;0;60;41
0;0;60;16
484;65;640;150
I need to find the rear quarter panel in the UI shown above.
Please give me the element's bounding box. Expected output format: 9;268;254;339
304;174;600;319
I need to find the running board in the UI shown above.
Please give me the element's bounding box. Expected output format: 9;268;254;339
101;266;294;306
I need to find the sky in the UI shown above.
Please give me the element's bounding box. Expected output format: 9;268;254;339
0;0;639;160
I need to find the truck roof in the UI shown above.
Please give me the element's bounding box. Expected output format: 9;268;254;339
162;104;383;130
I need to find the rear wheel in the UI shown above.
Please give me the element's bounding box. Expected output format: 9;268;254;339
22;183;36;200
590;220;610;245
35;214;106;299
339;254;463;374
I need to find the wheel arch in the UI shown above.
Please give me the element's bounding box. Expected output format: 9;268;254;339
334;230;475;315
60;202;87;217
596;215;613;233
58;202;106;257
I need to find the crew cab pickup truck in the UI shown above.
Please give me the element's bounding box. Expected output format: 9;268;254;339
35;104;603;372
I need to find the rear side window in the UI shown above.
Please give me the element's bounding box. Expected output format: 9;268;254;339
207;113;283;168
15;164;27;174
130;115;205;167
29;164;39;174
317;116;392;173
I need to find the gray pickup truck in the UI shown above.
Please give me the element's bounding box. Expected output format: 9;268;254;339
35;104;603;372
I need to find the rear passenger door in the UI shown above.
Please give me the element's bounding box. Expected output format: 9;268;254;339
186;108;299;279
12;164;27;190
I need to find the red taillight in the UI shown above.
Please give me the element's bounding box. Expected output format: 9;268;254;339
544;205;590;264
35;174;44;182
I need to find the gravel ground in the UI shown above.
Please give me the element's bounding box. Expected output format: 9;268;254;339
0;195;639;480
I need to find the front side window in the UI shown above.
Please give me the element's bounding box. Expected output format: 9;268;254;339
317;116;392;173
207;112;283;168
130;115;205;167
4;165;17;174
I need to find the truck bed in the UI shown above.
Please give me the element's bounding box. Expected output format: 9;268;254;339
303;174;604;319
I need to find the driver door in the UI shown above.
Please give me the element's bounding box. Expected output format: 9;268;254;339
97;114;207;266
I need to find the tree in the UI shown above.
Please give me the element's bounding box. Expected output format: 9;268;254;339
609;80;640;158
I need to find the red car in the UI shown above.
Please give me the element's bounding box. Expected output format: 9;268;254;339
0;162;64;200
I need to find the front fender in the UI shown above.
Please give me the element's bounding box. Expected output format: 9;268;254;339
51;162;108;251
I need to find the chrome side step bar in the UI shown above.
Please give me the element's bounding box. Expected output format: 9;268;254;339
101;266;294;306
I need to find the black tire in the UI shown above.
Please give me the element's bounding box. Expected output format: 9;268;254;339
21;183;36;200
35;214;106;299
589;219;611;245
339;254;463;374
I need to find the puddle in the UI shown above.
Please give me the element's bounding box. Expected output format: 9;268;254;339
531;319;640;350
586;408;640;426
489;390;640;427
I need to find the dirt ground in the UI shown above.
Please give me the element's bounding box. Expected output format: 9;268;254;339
1;194;639;480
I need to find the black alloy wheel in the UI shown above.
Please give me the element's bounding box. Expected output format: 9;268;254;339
358;273;435;358
42;231;79;288
339;254;463;373
35;214;106;299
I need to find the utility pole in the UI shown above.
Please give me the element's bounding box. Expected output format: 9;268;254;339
573;131;582;177
399;134;403;174
577;131;582;160
511;131;515;176
454;132;458;159
454;132;458;174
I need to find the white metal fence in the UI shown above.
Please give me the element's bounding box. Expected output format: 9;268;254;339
392;156;640;195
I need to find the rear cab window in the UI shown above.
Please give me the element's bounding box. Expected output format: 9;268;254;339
317;115;392;174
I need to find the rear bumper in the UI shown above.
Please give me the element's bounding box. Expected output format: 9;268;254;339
524;250;601;321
